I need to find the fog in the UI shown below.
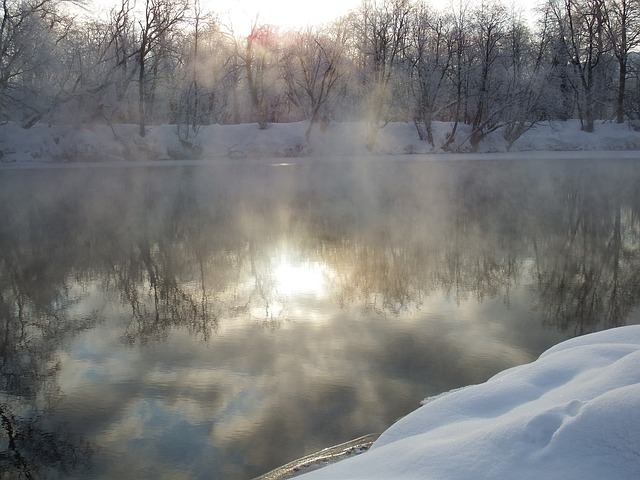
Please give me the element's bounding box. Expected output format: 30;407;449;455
2;0;639;156
1;158;640;478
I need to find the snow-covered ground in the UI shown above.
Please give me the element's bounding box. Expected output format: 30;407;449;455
3;119;640;163
294;325;640;479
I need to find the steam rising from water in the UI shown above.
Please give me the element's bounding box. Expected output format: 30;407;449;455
1;158;640;479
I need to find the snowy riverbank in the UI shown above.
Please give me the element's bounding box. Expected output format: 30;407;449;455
291;325;640;479
3;119;640;164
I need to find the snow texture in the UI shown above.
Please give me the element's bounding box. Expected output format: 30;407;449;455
3;119;640;164
295;325;640;479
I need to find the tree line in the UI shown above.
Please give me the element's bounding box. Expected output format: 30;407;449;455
2;0;640;150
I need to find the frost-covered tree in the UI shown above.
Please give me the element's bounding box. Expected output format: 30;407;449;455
407;5;454;146
603;0;640;123
626;51;640;121
172;1;236;139
467;0;509;150
500;10;554;148
355;0;414;149
281;24;348;140
0;0;83;125
439;0;474;150
1;0;634;141
549;0;609;132
134;0;188;137
233;20;282;130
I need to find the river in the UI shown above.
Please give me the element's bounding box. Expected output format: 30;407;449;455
1;157;639;479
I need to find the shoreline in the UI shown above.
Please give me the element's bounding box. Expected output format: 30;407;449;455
4;119;640;165
253;434;380;480
2;149;640;170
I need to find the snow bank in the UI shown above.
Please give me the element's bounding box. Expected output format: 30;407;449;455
2;119;640;163
295;325;640;480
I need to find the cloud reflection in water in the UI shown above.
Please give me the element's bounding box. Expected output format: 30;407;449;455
1;159;640;479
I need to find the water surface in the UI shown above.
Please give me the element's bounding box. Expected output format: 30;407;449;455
1;157;639;479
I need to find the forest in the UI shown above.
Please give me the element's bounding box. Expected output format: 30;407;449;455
1;0;640;151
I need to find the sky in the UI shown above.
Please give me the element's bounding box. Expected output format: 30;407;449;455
88;0;363;31
87;0;537;38
210;0;363;30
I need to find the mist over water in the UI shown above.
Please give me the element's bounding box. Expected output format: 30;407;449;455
1;158;640;479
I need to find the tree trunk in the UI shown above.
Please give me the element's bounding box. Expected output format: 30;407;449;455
138;53;146;137
617;57;626;124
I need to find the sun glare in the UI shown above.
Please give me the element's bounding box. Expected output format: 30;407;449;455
273;256;330;297
246;251;335;321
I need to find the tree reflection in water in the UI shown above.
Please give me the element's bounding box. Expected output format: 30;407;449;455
0;159;640;478
529;163;640;333
0;176;96;478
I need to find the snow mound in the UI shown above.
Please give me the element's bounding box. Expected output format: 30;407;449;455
296;325;640;479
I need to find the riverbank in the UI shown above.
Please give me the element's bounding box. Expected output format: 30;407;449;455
2;119;640;164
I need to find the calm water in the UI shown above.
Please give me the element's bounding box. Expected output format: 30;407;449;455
1;157;640;479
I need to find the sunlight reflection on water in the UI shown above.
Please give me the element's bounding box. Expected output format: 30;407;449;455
1;158;640;479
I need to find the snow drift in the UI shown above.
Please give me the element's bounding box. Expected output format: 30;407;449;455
3;120;640;164
296;325;640;479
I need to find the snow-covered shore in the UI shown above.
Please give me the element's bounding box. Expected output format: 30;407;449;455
3;119;640;164
293;325;640;480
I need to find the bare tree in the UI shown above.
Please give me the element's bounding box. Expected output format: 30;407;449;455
171;4;237;147
135;0;188;137
501;10;552;148
232;19;281;130
603;0;640;123
550;0;608;132
282;24;347;140
356;0;413;150
441;0;473;151
467;0;509;151
0;0;83;125
407;5;453;146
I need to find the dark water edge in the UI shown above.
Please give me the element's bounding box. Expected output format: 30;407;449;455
1;156;640;479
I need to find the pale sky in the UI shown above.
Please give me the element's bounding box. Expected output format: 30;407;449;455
88;0;364;34
210;0;363;31
90;0;534;33
207;0;536;34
